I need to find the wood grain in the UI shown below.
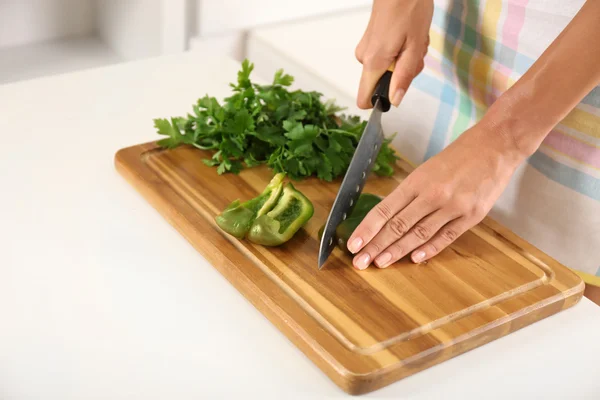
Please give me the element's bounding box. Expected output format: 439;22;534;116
115;142;584;395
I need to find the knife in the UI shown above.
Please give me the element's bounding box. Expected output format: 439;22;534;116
318;68;394;269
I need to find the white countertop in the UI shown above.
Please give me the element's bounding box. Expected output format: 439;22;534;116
1;51;599;399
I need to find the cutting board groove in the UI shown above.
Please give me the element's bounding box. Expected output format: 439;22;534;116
116;142;583;394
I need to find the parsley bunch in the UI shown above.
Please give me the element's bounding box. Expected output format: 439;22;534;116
154;59;397;181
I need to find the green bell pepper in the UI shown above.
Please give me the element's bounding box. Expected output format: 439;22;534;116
247;183;314;246
215;173;285;238
318;193;381;253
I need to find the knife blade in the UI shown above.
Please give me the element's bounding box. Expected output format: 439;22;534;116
318;70;393;269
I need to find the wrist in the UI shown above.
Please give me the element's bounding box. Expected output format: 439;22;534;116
480;92;552;160
459;118;526;174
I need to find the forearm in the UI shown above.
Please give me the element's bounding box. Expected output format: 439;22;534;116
483;0;600;158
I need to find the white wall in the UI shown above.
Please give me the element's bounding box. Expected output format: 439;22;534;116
96;0;163;60
189;32;245;61
196;0;371;36
0;0;373;64
0;0;95;48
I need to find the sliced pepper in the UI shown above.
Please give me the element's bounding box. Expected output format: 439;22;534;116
215;173;285;238
318;193;381;253
247;183;314;246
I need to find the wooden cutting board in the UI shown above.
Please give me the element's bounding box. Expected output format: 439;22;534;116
115;142;584;395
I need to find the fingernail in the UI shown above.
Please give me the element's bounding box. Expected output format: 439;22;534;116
392;89;405;107
355;253;371;270
412;250;426;263
349;238;363;254
375;252;392;268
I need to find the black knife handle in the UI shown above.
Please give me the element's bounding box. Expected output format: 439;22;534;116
370;70;393;112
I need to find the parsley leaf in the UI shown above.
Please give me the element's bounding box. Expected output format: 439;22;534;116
154;59;398;179
155;118;187;148
273;69;294;86
288;138;314;157
317;154;333;181
227;109;254;134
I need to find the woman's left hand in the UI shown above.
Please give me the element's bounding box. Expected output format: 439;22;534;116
347;121;525;269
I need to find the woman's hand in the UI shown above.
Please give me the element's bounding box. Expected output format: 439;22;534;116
347;122;526;269
355;0;433;109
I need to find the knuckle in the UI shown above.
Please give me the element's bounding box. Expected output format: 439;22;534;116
450;195;472;214
471;203;488;220
426;241;439;255
390;241;405;258
412;224;431;241
374;203;394;221
368;242;382;254
389;216;410;237
364;48;396;68
355;46;364;63
362;51;384;68
403;42;421;56
441;228;458;243
448;198;464;212
361;52;375;67
396;70;416;86
402;175;416;189
355;226;372;241
430;186;452;204
405;64;419;81
402;60;421;78
417;59;425;74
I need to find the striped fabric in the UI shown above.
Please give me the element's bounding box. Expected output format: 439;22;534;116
403;0;600;283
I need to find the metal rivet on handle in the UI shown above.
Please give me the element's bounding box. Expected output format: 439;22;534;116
368;158;372;164
374;144;378;150
342;213;347;220
349;198;354;207
362;171;366;179
329;237;333;246
356;185;360;192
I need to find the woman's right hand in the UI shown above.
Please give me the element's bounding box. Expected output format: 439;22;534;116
355;0;433;109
